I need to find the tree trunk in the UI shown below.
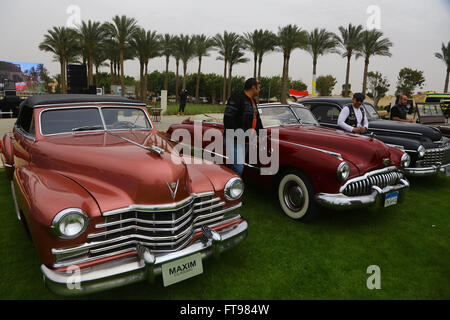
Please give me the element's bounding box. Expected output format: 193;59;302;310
227;63;233;99
175;59;179;102
182;60;187;90
95;65;99;87
257;54;263;81
110;60;114;86
120;45;125;96
164;55;169;91
144;61;148;101
444;67;449;93
195;56;202;104
362;57;369;96
253;52;257;79
139;61;144;101
280;55;289;104
312;57;317;96
344;55;351;96
222;59;227;103
88;48;94;87
60;59;66;94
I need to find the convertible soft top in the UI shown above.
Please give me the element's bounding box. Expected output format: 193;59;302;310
22;94;145;108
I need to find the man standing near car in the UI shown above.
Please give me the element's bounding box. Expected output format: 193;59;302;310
178;88;187;115
223;78;263;176
337;92;369;134
390;94;414;123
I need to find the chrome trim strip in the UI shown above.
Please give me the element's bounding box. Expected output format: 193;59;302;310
193;197;221;207
102;191;215;216
274;139;343;160
1;154;13;168
369;127;423;136
193;201;225;213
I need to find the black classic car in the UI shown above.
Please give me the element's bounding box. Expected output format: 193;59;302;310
300;97;450;177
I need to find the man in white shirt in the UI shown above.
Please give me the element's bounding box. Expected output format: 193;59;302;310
337;93;369;134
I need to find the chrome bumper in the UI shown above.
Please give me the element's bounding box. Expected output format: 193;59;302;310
404;163;450;176
315;179;409;210
41;218;248;296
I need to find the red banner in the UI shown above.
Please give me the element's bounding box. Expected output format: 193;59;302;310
289;89;308;97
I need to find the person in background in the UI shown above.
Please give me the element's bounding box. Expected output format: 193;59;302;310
337;92;369;134
178;88;187;115
223;78;263;176
390;94;415;123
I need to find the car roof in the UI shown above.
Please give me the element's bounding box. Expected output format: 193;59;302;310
23;94;145;108
299;97;353;105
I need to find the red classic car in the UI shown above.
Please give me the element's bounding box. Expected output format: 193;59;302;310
167;103;411;221
0;94;248;295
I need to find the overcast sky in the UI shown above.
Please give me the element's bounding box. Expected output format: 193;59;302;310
1;0;449;94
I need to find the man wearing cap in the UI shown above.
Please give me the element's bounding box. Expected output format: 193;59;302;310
337;93;369;134
223;78;263;175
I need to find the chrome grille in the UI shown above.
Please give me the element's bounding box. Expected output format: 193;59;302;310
341;167;403;197
52;192;242;267
422;145;450;167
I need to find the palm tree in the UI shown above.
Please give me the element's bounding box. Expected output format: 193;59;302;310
131;28;149;100
173;36;182;102
257;30;276;80
104;15;139;96
355;29;392;95
305;28;338;96
335;23;364;96
276;24;307;103
77;20;104;87
193;34;214;103
160;34;174;91
227;44;249;97
39;26;79;93
213;31;241;102
176;34;195;90
144;31;161;98
243;30;263;78
434;41;450;92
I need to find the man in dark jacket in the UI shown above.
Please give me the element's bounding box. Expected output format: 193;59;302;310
178;89;187;115
223;78;262;175
390;94;414;123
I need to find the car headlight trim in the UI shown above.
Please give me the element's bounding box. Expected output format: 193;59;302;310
417;145;425;158
51;208;89;239
337;161;351;181
401;153;411;168
224;177;244;201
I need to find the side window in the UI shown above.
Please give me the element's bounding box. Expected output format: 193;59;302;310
311;105;341;123
17;106;35;136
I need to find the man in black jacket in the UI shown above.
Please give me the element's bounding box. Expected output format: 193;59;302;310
178;88;187;115
390;94;414;123
223;78;262;175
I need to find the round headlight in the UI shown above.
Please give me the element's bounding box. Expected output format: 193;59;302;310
417;145;425;158
401;153;411;168
224;177;244;200
51;208;89;239
337;161;350;181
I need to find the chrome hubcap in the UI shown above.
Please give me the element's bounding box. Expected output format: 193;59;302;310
283;181;305;212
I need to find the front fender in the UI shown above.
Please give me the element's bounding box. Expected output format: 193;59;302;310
13;166;102;266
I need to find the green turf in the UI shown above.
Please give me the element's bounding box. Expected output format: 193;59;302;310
162;104;225;115
0;169;449;299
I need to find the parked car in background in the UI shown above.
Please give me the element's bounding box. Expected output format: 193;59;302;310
0;90;23;118
415;102;450;137
424;92;450;117
167;103;410;221
301;97;450;177
0;94;248;295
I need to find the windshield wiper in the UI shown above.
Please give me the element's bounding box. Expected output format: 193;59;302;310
72;125;104;133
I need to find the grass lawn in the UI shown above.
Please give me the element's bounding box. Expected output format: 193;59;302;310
0;169;449;300
161;104;225;115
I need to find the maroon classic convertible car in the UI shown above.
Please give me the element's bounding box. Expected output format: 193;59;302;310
167;103;411;221
0;95;248;295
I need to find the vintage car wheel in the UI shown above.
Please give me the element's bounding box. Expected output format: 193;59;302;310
278;170;318;221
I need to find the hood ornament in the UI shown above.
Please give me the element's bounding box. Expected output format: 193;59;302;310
369;132;375;141
166;179;179;200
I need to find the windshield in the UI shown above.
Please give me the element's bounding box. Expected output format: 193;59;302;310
291;106;319;125
40;107;151;135
258;106;301;127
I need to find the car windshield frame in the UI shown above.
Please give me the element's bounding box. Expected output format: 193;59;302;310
39;105;152;136
343;102;381;121
258;105;318;128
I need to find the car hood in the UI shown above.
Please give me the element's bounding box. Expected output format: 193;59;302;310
272;125;393;174
34;131;214;213
369;119;442;143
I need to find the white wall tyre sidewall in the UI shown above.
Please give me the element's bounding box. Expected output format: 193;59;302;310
278;173;310;220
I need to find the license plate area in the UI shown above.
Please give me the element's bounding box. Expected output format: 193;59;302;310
161;253;203;287
384;191;399;207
